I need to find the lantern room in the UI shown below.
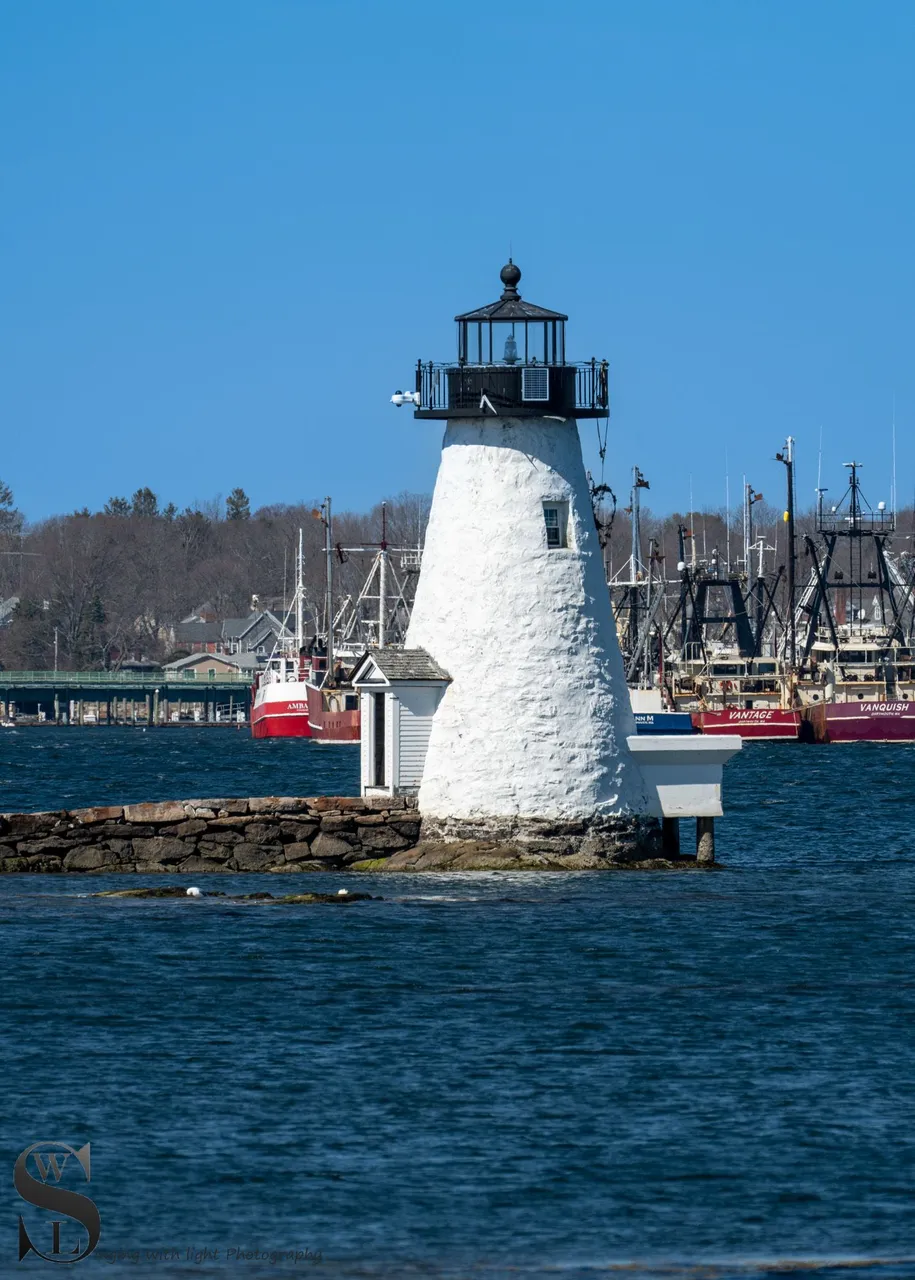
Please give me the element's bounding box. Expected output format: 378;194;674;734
456;259;567;367
413;261;609;420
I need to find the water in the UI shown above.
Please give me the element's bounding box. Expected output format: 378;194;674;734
2;731;915;1278
0;727;361;812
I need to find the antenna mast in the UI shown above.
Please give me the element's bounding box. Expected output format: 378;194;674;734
379;502;388;649
295;528;304;653
725;454;731;574
776;438;796;671
324;497;334;684
892;395;897;518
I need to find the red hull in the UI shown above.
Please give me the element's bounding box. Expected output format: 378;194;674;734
250;698;311;740
306;684;360;744
803;701;915;743
692;708;801;740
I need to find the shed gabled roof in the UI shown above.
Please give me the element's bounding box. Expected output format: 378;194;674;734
350;648;451;685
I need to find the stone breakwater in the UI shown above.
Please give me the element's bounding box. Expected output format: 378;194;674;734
0;797;703;873
0;797;421;874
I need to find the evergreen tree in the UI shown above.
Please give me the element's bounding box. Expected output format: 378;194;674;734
226;487;251;521
104;496;131;517
0;479;23;536
131;487;159;518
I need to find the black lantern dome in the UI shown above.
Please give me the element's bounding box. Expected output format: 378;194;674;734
414;261;608;420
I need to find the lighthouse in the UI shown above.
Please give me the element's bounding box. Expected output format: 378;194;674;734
401;261;661;860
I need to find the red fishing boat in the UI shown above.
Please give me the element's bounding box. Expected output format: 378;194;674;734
306;682;360;742
802;700;915;743
251;662;311;739
252;502;407;744
691;707;800;740
250;527;315;739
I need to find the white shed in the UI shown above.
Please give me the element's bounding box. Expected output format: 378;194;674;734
350;649;451;798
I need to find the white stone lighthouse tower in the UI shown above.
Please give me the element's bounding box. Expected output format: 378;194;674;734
403;261;659;860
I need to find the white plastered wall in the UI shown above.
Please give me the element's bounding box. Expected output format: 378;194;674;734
406;416;652;822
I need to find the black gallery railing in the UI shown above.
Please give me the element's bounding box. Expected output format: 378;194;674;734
414;360;609;418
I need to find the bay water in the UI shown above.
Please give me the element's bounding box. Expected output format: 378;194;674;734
2;729;914;1278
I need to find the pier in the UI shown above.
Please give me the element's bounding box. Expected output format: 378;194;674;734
0;670;252;725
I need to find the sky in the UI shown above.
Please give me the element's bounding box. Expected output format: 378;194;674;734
1;0;914;524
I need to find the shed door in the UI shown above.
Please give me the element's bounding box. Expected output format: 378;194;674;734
373;692;386;787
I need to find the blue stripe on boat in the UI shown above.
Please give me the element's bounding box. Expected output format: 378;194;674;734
633;712;696;734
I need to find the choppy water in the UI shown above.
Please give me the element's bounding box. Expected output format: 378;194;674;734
2;730;915;1278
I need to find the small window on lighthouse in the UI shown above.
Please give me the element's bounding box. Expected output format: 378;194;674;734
543;502;569;549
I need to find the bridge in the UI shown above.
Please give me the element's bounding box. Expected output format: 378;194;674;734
0;670;252;725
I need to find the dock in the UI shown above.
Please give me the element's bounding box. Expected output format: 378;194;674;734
0;670;252;726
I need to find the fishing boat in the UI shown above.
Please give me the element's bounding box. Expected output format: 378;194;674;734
250;529;312;739
251;661;312;738
251;512;358;743
252;502;420;743
613;442;915;744
691;706;800;739
613;461;802;740
802;699;915;742
792;462;915;741
629;687;695;735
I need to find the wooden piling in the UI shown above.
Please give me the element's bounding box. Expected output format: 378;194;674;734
662;816;680;856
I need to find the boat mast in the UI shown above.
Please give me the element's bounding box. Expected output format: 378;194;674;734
379;501;388;650
295;527;304;656
627;467;649;657
630;466;643;580
776;439;797;669
324;497;334;684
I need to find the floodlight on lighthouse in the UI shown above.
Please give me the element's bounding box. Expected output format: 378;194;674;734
391;390;421;408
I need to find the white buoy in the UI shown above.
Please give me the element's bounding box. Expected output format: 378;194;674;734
186;886;202;897
337;888;349;896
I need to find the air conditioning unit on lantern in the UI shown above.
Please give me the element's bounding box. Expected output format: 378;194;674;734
521;367;549;401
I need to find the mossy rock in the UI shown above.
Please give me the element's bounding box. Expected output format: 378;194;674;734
347;858;390;872
276;892;378;905
94;887;227;899
93;887;379;904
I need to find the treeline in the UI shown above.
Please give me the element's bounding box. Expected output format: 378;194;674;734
1;479;912;672
0;487;430;671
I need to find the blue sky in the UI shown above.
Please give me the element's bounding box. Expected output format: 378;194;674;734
1;1;913;522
